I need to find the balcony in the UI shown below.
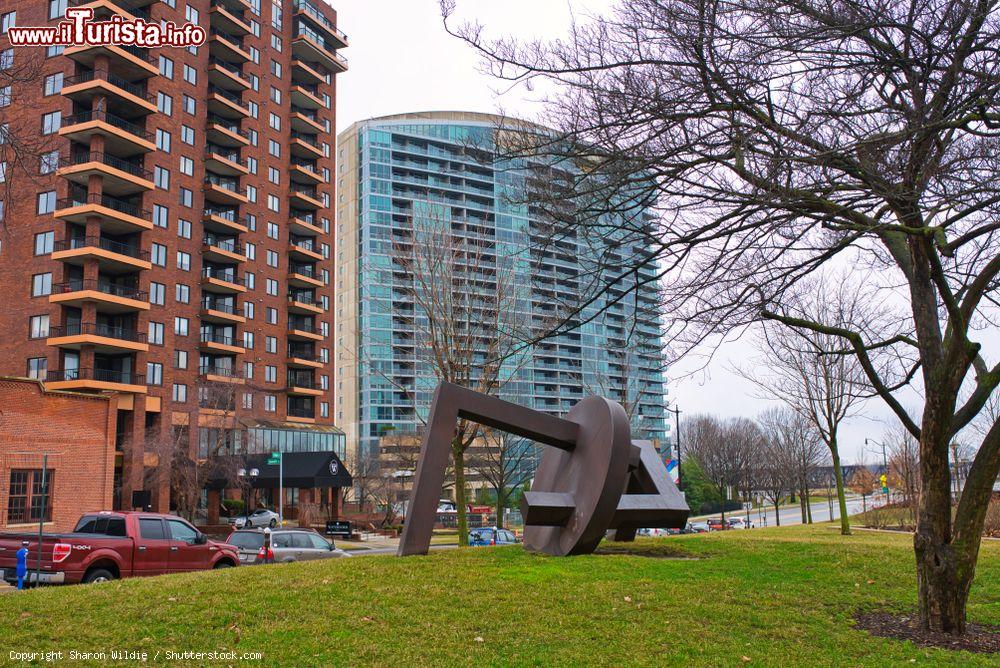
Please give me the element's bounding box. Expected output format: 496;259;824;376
52;236;151;272
61;71;156;115
65;42;158;78
59;152;154;196
290;161;323;185
292;0;348;47
290;84;324;110
198;364;245;384
290;109;325;134
207;85;250;119
287;292;323;315
290;132;324;159
69;0;151;21
49;279;149;312
286;405;316;422
47;323;148;353
204;173;247;205
286;347;323;369
289;184;324;210
206;117;250;148
287;322;323;342
208;0;252;35
202;207;248;234
201;236;246;263
286;376;322;396
200;267;247;294
292;24;348;72
289;211;324;236
207;56;251;91
60;110;155;156
55;194;152;233
199;331;245;354
199;298;246;324
45;367;146;393
209;29;251;62
288;266;323;288
288;238;323;261
291;59;325;87
205;147;248;176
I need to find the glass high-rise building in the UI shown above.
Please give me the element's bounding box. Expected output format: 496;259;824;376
335;111;668;469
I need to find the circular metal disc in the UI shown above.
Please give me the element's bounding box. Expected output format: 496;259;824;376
523;396;632;556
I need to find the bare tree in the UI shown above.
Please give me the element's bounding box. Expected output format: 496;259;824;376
443;0;1000;632
0;48;55;222
758;407;808;525
686;415;762;522
390;215;531;545
737;278;870;535
758;407;825;524
468;429;537;528
848;463;878;514
885;424;922;511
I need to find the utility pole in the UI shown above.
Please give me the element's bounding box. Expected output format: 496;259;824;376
668;404;682;490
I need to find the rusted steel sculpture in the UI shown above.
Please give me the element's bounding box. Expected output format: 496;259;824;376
398;382;689;557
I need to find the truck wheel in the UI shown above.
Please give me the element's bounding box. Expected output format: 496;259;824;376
269;519;277;528
214;561;233;569
83;568;116;584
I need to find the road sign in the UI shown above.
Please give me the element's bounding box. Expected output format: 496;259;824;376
267;452;281;465
267;452;283;525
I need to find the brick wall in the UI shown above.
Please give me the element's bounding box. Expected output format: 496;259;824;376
0;377;117;531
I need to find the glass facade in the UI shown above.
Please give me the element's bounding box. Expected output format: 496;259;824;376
350;115;668;470
198;426;346;458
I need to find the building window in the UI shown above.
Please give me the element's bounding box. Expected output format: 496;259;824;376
156;128;171;152
153;204;168;228
242;393;252;409
149;321;164;345
159;56;173;78
43;72;63;95
244;361;253;379
320;402;329;418
33;231;53;255
31;273;52;297
266;250;278;267
182;64;197;84
243;331;254;349
154;166;170;189
48;0;67;19
151;243;167;266
175;283;190;303
176;251;190;271
27;357;47;380
1;12;15;34
147;362;163;386
177;219;192;239
28;314;49;338
0;86;10;107
181;125;194;145
264;395;276;412
7;469;54;524
172;383;188;403
157;91;172;115
174;316;188;336
180;156;193;176
150;282;165;305
244;301;255;319
265;365;276;382
182;94;195;114
179;188;193;207
39;150;59;174
37;190;56;214
41;111;60;135
265;336;276;353
174;349;187;369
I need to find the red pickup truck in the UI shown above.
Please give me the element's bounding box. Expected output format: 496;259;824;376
0;511;239;585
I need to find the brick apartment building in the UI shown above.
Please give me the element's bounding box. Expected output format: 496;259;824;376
0;0;348;517
0;377;118;531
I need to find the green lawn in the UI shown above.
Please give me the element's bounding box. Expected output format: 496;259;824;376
2;525;998;666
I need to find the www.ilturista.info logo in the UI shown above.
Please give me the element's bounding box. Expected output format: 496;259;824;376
7;7;206;48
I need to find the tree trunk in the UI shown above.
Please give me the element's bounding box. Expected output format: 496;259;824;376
829;444;851;535
806;487;813;524
452;440;468;547
495;492;504;529
774;500;780;526
913;419;967;634
799;484;807;523
862;494;867;513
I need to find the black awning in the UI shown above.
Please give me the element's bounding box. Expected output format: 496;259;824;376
206;451;352;489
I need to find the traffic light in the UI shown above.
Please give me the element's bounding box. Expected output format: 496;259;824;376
880;474;888;494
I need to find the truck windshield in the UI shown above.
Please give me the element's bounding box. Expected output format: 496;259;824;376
73;516;127;536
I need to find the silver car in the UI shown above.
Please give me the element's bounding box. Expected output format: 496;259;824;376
226;528;351;565
233;509;280;529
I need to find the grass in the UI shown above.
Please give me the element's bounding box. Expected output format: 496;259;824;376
2;525;999;666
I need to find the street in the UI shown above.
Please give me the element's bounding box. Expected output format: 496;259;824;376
719;495;874;528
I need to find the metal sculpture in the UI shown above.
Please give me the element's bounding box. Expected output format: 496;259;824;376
398;382;689;557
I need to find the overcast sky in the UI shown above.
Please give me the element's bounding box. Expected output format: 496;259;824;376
332;0;914;462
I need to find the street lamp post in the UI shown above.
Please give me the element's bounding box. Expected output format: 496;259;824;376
865;438;890;506
668;404;682;490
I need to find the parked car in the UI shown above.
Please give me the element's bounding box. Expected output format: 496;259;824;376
689;522;710;533
727;517;753;529
468;527;520;547
706;518;727;531
0;511;239;585
638;528;670;537
226;528;350;565
233;508;280;529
